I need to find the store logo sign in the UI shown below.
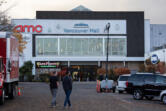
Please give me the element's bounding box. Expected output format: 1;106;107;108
36;61;60;68
151;54;159;64
74;23;89;28
13;25;43;33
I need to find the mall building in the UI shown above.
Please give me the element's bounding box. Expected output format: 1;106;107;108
11;6;151;79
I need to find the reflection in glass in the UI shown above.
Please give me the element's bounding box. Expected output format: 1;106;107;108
36;37;126;57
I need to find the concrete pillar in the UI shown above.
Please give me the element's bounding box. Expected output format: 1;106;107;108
68;61;70;68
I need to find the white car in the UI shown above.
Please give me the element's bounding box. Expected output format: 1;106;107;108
116;74;130;93
100;79;116;93
160;90;166;104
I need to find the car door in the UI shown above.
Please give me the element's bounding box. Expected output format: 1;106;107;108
155;75;166;96
143;75;156;95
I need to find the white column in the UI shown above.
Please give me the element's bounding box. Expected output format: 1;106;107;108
98;61;101;67
58;37;60;56
68;61;70;67
123;61;126;67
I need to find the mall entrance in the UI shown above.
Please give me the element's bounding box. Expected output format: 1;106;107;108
60;61;99;81
70;65;98;81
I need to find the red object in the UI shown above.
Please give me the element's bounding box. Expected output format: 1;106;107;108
96;80;100;93
126;81;128;87
18;88;21;96
96;80;99;92
0;89;2;96
0;32;19;104
13;25;43;33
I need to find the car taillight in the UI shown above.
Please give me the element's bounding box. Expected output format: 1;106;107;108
126;81;128;87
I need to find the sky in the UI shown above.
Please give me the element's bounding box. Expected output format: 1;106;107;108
1;0;166;24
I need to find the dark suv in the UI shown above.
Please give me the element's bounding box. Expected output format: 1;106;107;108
126;73;166;100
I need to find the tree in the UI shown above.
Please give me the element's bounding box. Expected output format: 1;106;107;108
0;0;27;55
97;68;106;75
19;61;33;82
113;68;130;76
138;64;146;72
139;57;166;74
0;0;13;31
12;30;27;56
157;62;165;74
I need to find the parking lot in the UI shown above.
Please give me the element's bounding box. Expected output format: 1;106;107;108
0;82;166;111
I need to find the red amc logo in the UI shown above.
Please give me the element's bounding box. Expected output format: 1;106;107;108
14;25;43;33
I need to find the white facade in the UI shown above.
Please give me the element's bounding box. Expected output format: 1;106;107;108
145;49;166;63
12;19;150;75
144;20;151;54
150;24;166;51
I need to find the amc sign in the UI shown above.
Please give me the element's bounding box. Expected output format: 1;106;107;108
13;25;43;33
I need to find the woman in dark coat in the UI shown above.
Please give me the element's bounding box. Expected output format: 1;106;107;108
62;71;72;108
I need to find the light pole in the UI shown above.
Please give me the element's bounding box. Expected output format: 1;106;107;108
163;50;165;72
105;23;110;80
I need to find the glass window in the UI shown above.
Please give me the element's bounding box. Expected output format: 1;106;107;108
36;36;126;57
119;76;129;81
88;38;103;56
73;38;82;56
156;75;166;83
60;38;103;56
144;75;155;83
36;38;44;56
44;38;58;55
36;38;58;56
105;38;126;56
130;75;144;82
60;38;74;56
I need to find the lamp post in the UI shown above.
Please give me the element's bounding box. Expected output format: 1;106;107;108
105;23;110;80
163;50;165;72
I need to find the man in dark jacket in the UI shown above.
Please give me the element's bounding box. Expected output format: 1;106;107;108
62;71;72;108
49;71;59;107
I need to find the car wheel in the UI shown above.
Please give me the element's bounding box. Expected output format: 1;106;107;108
0;89;5;105
133;89;143;100
118;91;123;94
162;95;166;104
145;96;154;100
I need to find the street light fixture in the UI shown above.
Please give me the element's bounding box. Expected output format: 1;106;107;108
105;22;110;80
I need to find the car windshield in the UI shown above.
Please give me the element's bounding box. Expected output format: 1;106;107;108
119;76;129;81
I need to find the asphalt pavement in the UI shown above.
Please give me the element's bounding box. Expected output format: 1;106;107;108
0;82;166;111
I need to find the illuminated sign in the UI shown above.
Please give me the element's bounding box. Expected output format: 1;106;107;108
36;61;60;68
13;25;42;33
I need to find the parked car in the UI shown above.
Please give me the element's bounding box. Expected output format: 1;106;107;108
126;73;166;100
160;90;166;104
100;79;116;93
116;74;130;93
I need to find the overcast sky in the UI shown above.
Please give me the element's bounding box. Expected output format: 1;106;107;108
2;0;166;24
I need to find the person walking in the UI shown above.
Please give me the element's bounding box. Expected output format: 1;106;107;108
49;71;59;107
62;71;72;108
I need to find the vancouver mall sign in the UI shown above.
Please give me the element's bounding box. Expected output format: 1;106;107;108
12;20;126;34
